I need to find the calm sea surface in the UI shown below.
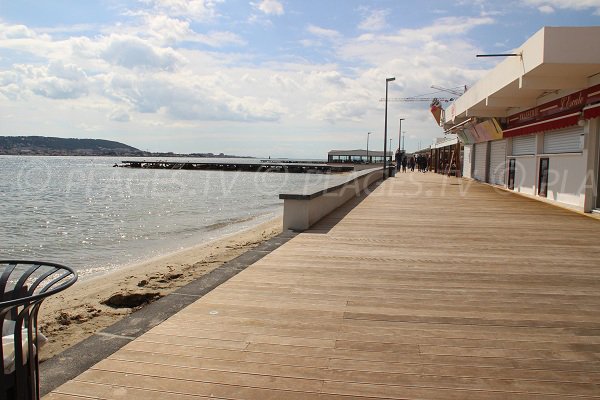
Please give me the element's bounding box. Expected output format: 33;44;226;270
0;156;347;279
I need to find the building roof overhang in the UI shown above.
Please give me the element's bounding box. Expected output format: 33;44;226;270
444;26;600;129
328;149;392;157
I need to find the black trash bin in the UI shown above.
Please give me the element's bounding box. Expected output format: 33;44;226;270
0;261;77;400
388;165;396;177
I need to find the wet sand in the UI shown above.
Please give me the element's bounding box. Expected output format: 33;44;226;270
38;217;283;361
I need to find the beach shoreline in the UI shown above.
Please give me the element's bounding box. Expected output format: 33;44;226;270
38;216;283;361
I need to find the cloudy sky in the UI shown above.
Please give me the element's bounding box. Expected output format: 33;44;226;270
1;0;599;158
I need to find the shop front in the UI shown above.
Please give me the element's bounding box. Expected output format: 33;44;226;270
502;84;600;210
441;27;600;212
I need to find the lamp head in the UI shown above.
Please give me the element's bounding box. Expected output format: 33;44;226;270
386;77;396;82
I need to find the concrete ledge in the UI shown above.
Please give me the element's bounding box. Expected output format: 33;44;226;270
279;168;382;231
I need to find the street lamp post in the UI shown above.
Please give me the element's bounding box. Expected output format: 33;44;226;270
398;118;405;154
366;132;371;164
384;77;395;179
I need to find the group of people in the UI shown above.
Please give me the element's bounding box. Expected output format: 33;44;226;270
395;150;430;173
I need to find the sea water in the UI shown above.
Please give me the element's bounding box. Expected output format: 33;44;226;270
0;156;348;279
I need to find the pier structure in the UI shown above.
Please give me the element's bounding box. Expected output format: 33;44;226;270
119;160;354;173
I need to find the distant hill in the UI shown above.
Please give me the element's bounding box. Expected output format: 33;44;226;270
0;136;144;156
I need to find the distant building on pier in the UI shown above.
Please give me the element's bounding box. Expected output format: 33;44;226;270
328;149;393;164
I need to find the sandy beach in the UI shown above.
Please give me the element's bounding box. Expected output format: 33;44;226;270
38;216;283;361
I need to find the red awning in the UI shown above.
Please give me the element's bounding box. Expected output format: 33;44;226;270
503;112;580;138
583;103;600;120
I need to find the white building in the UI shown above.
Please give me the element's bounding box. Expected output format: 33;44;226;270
444;26;600;213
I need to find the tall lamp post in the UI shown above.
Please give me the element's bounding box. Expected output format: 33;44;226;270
383;77;395;179
366;132;371;164
389;138;393;170
398;118;405;154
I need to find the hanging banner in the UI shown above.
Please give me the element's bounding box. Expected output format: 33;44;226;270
455;118;503;144
474;118;503;141
456;130;473;145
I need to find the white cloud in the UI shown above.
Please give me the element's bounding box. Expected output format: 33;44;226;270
358;9;389;32
252;0;284;15
339;16;495;64
312;100;367;123
538;5;555;12
142;14;195;44
0;22;58;58
295;15;496;127
101;35;185;71
305;70;346;89
143;0;224;21
104;71;286;122
522;0;600;14
113;14;245;48
306;25;341;40
0;23;37;39
194;31;246;47
299;39;319;48
32;75;86;99
0;71;23;100
2;61;91;100
109;108;131;122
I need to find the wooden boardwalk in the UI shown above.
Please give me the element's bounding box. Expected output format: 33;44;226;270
45;173;600;399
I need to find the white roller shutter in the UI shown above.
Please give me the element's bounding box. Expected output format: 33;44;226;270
463;145;473;178
488;139;507;186
512;135;536;156
543;126;583;154
473;142;487;182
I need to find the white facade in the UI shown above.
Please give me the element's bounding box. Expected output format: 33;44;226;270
463;105;599;212
443;27;600;213
462;145;473;179
472;142;488;182
489;139;507;186
507;126;589;208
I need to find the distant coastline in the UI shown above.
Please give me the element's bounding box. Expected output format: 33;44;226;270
0;135;249;158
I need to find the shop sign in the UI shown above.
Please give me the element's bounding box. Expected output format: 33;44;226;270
458;118;503;144
507;83;600;128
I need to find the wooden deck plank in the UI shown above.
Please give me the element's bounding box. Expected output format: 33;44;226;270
45;173;600;399
51;380;212;399
73;369;323;400
155;320;600;346
122;340;334;368
110;346;600;385
90;358;325;392
98;353;600;397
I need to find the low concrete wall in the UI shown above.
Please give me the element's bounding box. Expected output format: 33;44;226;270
279;168;382;231
354;163;384;171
